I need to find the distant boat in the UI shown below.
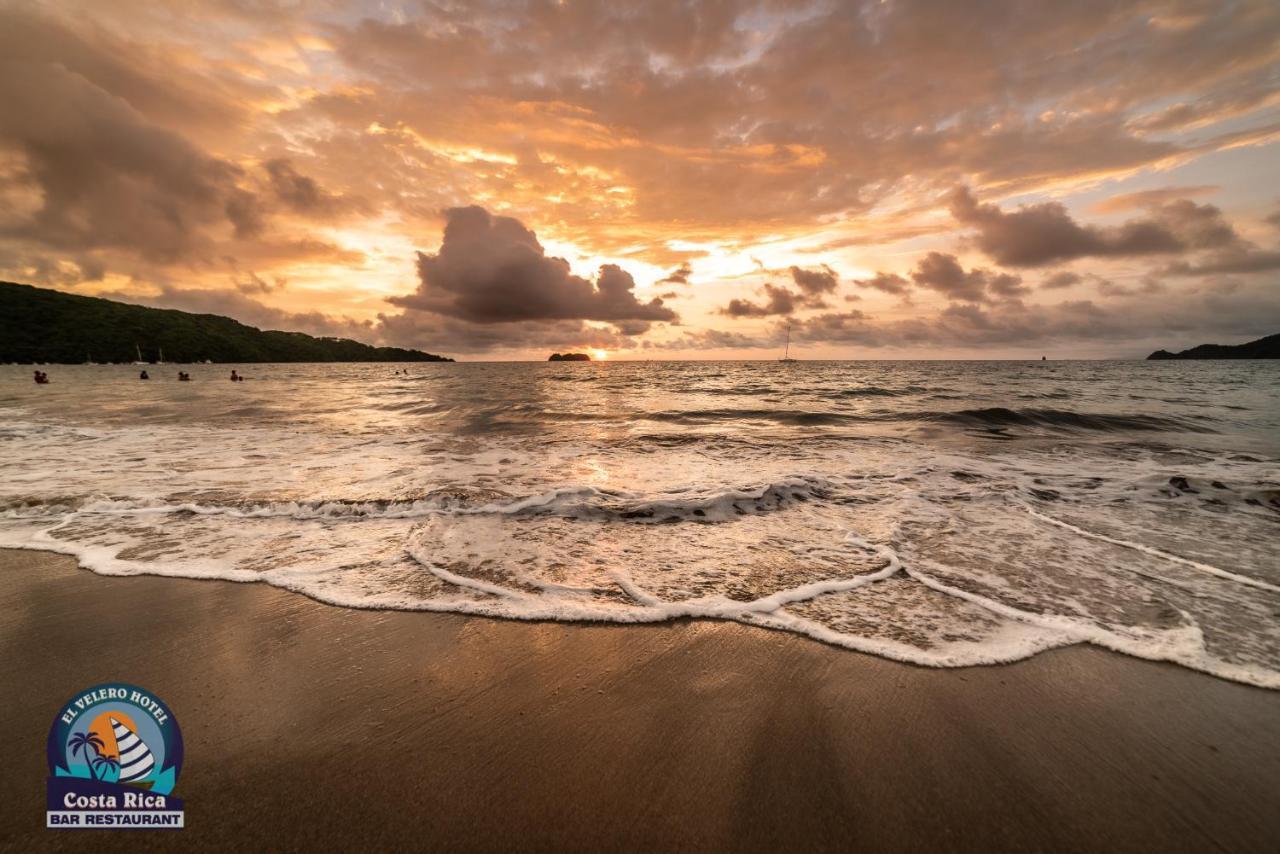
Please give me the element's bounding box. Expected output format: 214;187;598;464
132;343;147;366
157;347;166;365
779;324;798;363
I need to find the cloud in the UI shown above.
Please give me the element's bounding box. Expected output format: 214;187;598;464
233;271;286;294
794;281;1280;352
788;265;838;295
1092;186;1219;213
657;262;692;285
1040;271;1082;289
720;283;803;317
388;206;677;333
1161;249;1280;276
909;252;1028;303
264;159;349;216
4;2;1280;357
376;312;637;356
109;286;371;340
1093;276;1165;297
646;328;765;351
947;187;1197;267
0;60;257;263
853;272;911;296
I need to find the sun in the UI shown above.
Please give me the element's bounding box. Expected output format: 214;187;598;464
592;349;608;360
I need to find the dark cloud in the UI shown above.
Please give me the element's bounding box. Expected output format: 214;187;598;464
1161;250;1280;277
0;60;258;263
719;269;838;316
720;283;802;317
646;328;765;351
657;262;692;285
1155;199;1242;250
376;312;637;356
1040;271;1082;289
853;272;911;296
986;272;1031;300
0;8;256;133
794;281;1280;353
788;265;838;295
233;271;286;294
264;159;357;217
1094;276;1165;298
909;252;1027;303
110;286;371;340
388;206;677;333
948;187;1195;268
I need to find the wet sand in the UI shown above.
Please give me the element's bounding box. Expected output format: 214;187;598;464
2;547;1279;852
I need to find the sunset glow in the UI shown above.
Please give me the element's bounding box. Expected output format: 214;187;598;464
1;1;1278;360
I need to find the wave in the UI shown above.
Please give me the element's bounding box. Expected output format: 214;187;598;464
644;406;1214;433
478;477;831;522
918;407;1215;433
646;408;856;426
0;477;832;525
829;385;924;398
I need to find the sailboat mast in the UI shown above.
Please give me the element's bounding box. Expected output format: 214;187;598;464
784;324;791;359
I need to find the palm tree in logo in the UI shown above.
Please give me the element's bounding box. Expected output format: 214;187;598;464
68;730;106;780
93;754;121;782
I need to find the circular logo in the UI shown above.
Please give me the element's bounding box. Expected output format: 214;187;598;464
47;683;184;796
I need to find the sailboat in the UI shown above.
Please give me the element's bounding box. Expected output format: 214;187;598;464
157;347;166;365
779;324;797;363
132;344;148;366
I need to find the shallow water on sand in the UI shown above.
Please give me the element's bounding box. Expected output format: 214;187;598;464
2;360;1278;686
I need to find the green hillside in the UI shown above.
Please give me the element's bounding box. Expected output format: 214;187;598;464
0;282;453;364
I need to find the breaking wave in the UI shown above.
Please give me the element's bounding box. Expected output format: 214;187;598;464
2;359;1277;689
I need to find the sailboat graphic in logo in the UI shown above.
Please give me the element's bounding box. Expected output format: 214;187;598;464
47;682;186;829
110;717;156;784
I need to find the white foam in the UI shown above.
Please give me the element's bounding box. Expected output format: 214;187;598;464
4;361;1279;690
1018;501;1280;594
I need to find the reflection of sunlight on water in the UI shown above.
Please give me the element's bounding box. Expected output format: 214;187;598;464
579;457;611;485
3;360;1280;687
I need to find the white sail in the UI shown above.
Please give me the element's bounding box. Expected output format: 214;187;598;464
109;717;156;783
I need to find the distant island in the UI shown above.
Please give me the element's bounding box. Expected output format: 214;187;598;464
548;352;591;361
0;281;453;364
1147;333;1279;360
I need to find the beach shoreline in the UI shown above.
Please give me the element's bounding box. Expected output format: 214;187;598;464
2;547;1279;852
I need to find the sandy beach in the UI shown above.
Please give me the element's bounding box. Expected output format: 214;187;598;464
2;547;1279;852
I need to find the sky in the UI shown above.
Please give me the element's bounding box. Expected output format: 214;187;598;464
1;0;1278;360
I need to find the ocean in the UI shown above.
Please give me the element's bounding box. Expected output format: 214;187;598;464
2;360;1277;687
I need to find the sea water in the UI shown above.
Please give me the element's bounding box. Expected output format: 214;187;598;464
2;360;1277;687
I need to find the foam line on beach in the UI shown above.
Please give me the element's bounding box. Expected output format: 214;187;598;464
903;562;1280;690
1017;501;1280;594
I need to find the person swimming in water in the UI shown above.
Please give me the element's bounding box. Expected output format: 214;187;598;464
230;370;241;381
33;370;49;384
178;371;190;381
140;370;150;380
